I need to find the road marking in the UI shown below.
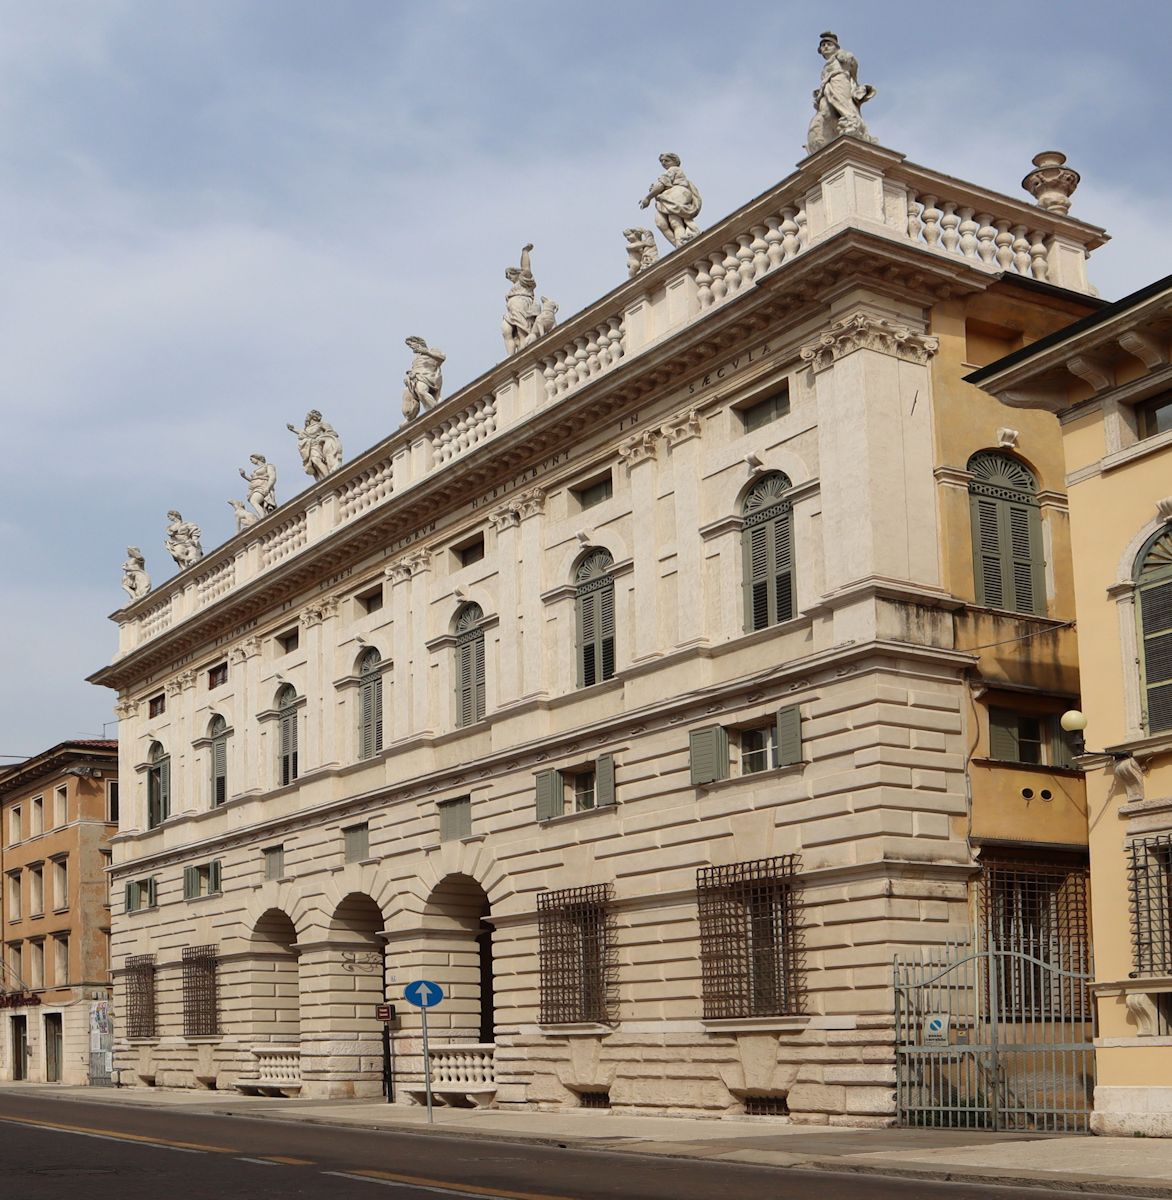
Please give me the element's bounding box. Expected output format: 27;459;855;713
0;1113;232;1155
325;1168;575;1200
263;1155;314;1165
237;1156;283;1166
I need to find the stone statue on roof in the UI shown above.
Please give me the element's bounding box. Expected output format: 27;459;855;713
805;31;877;155
501;245;557;355
624;228;660;277
164;511;203;568
287;410;343;480
239;453;278;517
402;336;446;421
121;546;151;601
639;153;702;249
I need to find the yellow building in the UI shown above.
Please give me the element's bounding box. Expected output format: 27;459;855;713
970;273;1172;1135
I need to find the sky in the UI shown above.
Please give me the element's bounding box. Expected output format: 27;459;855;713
0;0;1169;760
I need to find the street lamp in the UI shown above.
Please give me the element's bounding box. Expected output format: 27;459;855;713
1060;709;1128;760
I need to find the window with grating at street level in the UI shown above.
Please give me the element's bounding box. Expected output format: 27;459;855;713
537;883;615;1025
182;944;219;1038
1129;835;1172;977
125;954;157;1039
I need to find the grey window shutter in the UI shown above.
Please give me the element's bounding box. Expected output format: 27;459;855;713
690;726;729;786
776;706;803;767
599;583;615;681
577;590;596;687
473;631;486;721
440;798;471;842
209;860;222;894
595;754;616;807
159;759;171;821
774;508;794;622
1049;720;1076;770
212;736;227;805
125;882;135;913
744;522;770;632
536;770;563;822
360;677;375;758
1007;501;1044;615
1140;580;1172;733
972;494;1004;608
988;707;1019;761
373;674;384;752
183;866;198;899
146;877;158;908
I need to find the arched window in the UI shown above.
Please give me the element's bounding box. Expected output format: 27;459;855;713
454;604;486;727
575;550;616;687
358;648;384;758
209;715;228;807
968;452;1045;615
1136;527;1172;733
742;473;794;632
146;741;170;829
276;685;299;786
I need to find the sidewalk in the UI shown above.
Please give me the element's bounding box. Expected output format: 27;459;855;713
6;1082;1172;1196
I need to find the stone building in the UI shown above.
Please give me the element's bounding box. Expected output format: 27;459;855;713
0;740;118;1084
90;129;1109;1122
970;274;1172;1136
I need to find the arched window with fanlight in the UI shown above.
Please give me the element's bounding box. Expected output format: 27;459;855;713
1136;527;1172;733
454;604;486;727
741;473;794;632
276;684;299;785
575;549;616;688
146;741;170;828
358;648;384;758
209;715;228;807
968;451;1045;615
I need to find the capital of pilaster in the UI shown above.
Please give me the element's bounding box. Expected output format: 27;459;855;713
114;697;138;720
618;429;659;469
799;312;939;373
387;547;431;583
515;487;546;519
488;504;520;532
661;408;702;447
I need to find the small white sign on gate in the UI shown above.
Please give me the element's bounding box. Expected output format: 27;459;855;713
923;1013;950;1046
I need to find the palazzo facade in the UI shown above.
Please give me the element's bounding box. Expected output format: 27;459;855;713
91;137;1108;1122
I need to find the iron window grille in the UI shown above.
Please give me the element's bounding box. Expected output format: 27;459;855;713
1129;835;1172;976
537;883;616;1025
697;855;804;1019
182;944;220;1038
976;857;1091;1019
125;954;157;1039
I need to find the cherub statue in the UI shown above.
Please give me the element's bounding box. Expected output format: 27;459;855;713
287;409;343;480
164;511;203;569
523;296;558;346
639;153;702;248
228;498;259;533
624;228;660;277
239;453;278;517
501;244;557;355
805;31;877;155
121;546;151;601
402;336;446;421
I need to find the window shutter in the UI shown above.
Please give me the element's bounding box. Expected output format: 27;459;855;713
599;583;616;682
146;877;158;908
159;758;171;822
473;631;487;721
972;494;1005;608
212;737;227;805
124;882;135;913
577;590;596;687
183;866;198;900
360;677;375;758
690;726;729;786
774;508;794;623
775;706;802;767
373;674;384;752
209;860;222;894
1049;721;1076;770
440;798;471;842
456;639;475;727
988;707;1019;761
1141;579;1172;733
536;770;563;822
595;754;616;807
744;522;770;632
1006;502;1043;615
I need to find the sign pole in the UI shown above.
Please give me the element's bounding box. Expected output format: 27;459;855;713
421;1003;433;1124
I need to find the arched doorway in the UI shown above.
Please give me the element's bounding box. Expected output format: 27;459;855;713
237;908;301;1095
422;874;494;1043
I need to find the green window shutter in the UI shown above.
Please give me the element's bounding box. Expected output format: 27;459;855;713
440;797;471;842
146;877;158;908
774;508;794;622
988;707;1019;761
743;522;770;632
599;583;615;682
212;736;227;805
971;494;1004;608
360;677;375;758
159;758;171;821
209;860;222;894
125;882;136;913
577;589;596;687
690;726;729;786
535;770;563;822
373;674;384;752
775;706;803;767
1006;501;1044;615
1140;579;1172;733
473;631;486;721
183;866;198;900
595;754;616;807
1049;720;1076;770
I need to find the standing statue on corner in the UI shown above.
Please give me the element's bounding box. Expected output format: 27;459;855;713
501;245;557;355
402;336;446;420
287;409;343;480
121;546;151;601
639;153;702;249
164;511;204;569
805;31;876;155
239;453;278;517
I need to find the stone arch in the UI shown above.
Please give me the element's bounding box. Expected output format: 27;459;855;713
245;907;301;1049
420;873;495;1045
725;447;812;513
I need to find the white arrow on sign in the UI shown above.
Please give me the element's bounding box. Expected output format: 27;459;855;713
418;982;437;1004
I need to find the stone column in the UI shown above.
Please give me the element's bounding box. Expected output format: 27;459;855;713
407;550;433;737
662;410;705;648
387;559;413;743
489;504;522;704
516;490;547;700
619;431;661;663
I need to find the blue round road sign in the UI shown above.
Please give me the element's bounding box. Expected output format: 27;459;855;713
404;980;444;1008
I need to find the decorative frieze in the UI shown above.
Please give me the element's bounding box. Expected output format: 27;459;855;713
799;313;940;373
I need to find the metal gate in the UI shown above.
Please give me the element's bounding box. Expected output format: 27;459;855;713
894;942;1095;1132
88;1000;114;1087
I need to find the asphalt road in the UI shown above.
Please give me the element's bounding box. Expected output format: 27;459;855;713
0;1092;1133;1200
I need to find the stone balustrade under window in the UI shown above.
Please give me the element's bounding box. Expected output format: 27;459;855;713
113;139;1106;657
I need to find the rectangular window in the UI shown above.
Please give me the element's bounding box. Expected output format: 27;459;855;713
573;474;613;511
207;662;228;689
107;780;120;824
7;942;21;984
535;756;616;821
276;627;300;655
51;858;68;910
1129;835;1172;976
1138;391;1172;440
357;585;384;615
439;797;472;842
148;693;166;718
740;727;776;775
697;856;803;1019
183;861;222;900
126;954;157;1038
30;865;43;916
263;845;285;881
54;785;67;828
8;806;20;845
53;935;69;987
988;708;1076;768
537;883;615;1025
691;708;803;786
456;535;485;568
124;878;158;913
739;386;790;432
182;945;220;1038
31;796;43;837
343;823;370;863
28;941;43;989
7;872;21;922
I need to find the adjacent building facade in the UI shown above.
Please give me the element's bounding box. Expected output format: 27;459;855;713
971;275;1172;1135
0;740;118;1084
91;136;1108;1123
